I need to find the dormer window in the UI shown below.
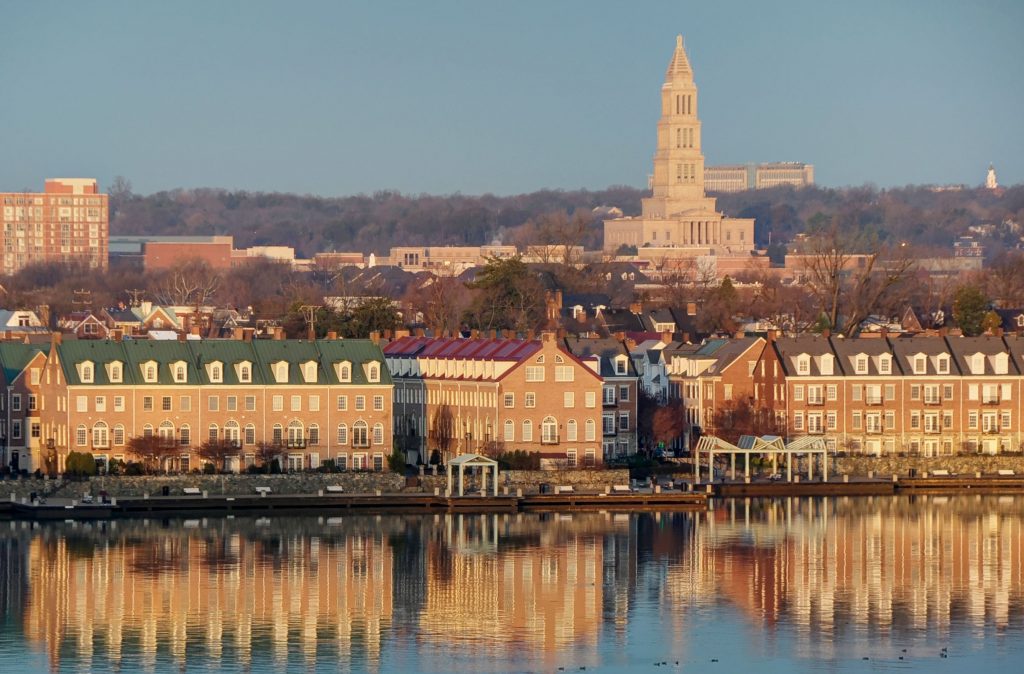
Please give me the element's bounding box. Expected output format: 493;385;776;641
303;361;317;383
854;355;868;375
108;361;122;383
796;355;810;376
78;361;94;383
936;354;950;375
819;353;834;376
172;362;187;383
878;354;892;375
207;361;223;383
1017;314;1024;328
969;353;985;376
336;361;352;383
236;361;252;383
142;361;158;383
273;361;288;384
366;362;380;383
993;352;1009;375
913;355;927;375
615;356;628;375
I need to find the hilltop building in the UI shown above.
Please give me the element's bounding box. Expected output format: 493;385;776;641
1;179;108;274
986;164;998;190
704;163;815;192
603;36;755;257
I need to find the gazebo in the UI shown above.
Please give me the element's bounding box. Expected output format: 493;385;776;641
446;453;500;497
693;434;830;483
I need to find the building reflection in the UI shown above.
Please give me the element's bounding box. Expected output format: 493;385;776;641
5;497;1024;671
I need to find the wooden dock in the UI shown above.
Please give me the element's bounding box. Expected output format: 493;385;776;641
1;490;709;521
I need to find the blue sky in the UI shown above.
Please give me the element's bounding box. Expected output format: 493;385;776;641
2;0;1021;196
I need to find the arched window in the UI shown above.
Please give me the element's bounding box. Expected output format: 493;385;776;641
244;424;256;446
272;423;283;445
522;420;533;443
303;361;317;383
174;364;187;382
109;362;122;382
239;364;251;382
146;364;157;382
585;419;596;442
541;416;557;444
367;363;379;382
113;424;126;446
210;362;222;383
566;419;578;442
503;419;515;442
337;424;349;445
274;362;288;383
208;424;219;443
308;424;320;446
224;420;240;446
81;362;94;383
158;421;174;442
373;423;384;445
76;425;88;447
353;421;368;447
143;424;154;439
338;362;351;382
287;420;304;446
92;422;109;448
179;424;191;447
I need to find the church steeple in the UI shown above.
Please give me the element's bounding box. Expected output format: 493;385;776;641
665;34;692;81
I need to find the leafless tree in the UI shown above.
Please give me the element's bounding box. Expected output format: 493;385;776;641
152;259;221;307
428;404;456;465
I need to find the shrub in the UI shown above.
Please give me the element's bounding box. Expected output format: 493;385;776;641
64;451;98;478
124;461;146;476
388;452;406;473
202;462;217;474
496;450;540;470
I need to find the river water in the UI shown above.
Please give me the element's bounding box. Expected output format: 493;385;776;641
1;495;1021;673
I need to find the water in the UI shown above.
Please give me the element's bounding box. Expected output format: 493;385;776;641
1;495;1022;673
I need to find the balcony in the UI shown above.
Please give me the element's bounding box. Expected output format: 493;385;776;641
806;398;824;406
924;397;941;406
286;440;307;449
541;433;560;445
865;426;882;435
982;397;1001;405
983;427;1000;435
924;427;941;435
352;439;371;449
864;397;883;406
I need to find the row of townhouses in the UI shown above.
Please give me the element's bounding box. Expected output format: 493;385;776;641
1;333;639;473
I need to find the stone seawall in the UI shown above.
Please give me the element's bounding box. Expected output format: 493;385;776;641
419;469;632;495
836;455;1024;477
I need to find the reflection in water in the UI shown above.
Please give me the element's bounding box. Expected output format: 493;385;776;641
1;496;1022;673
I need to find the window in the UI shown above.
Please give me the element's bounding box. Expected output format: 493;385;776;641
585;419;596;441
525;393;536;408
174;363;187;383
114;396;125;412
525;366;544;382
826;411;837;431
355;396;365;411
566;449;577;467
113;425;125;446
180;425;191;447
855;355;868;375
337;362;351;382
884;384;896;401
885;411;895;430
353;421;369;447
287;420;304;446
90;396;104;413
337;395;348;411
373;423;384;445
826;385;837;401
142;396;153;412
541;417;558;443
555;366;574;382
80;362;94;383
913;355;926;375
161;396;172;412
936;355;950;375
615;357;628;375
503;419;514;442
879;355;892;375
272;395;283;411
109;362;122;383
603;413;616;435
245;424;256;446
208;424;219;443
564;392;574;408
618;412;629;431
585;392;596;408
245;395;256;411
793;385;804;402
793;413;804;431
852;412;862;431
291;395;301;412
910;385;920;401
367;363;380;383
226;395;237;412
11;421;21;441
603;386;616;405
373;395;384;411
943;384;954;401
208;396;220;412
522;420;533;442
274;362;288;383
619;386;629;402
309;424;320;446
143;425;154;439
567;419;578;441
504;393;514;408
76;425;87;447
796;356;810;376
180;395;192;412
303;361;317;383
239;363;251;383
145;364;157;382
968;410;978;430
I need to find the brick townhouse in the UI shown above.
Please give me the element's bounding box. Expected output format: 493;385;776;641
755;333;1023;455
562;336;640;458
0;343;50;472
384;332;603;468
35;336;392;473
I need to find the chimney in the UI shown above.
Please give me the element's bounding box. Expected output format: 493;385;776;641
274;326;286;340
766;329;778;342
369;331;380;344
625;337;637;350
686;302;697;316
613;331;626;342
734;331;745;339
526;329;536;340
190;326;200;337
821;329;831;338
555;289;563;309
51;332;62;347
540;331;555;343
557;327;567;339
682;332;691;344
490;329;497;339
326;330;338;340
662;330;673;344
140;300;152;315
471;329;479;339
177;332;187;342
576;308;587;323
414;328;425;337
629;301;642;314
233;327;244;340
242;328;255;342
394;329;410;339
995;327;1004;337
880;327;889;339
111;329;123;342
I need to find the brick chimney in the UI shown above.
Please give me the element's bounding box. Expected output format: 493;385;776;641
369;331;380;344
613;331;626;342
686;302;697;316
662;331;673;344
629;301;642;314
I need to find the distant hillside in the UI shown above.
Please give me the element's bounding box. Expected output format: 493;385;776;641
109;183;1024;258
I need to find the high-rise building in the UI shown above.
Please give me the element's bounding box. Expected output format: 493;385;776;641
603;36;755;255
0;178;109;274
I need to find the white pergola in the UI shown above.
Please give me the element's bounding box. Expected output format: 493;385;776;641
446;453;500;496
694;434;830;483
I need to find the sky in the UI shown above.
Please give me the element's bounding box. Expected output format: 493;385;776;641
2;0;1022;197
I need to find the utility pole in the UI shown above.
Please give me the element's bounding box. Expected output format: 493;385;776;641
126;289;146;308
72;289;92;309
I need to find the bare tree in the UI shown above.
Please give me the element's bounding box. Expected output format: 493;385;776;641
152;259;221;307
126;435;177;473
197;439;240;473
428;404;456;465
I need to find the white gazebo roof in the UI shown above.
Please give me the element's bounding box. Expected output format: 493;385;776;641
448;453;499;467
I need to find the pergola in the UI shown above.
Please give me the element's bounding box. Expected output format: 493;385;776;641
693;434;830;483
446;453;500;496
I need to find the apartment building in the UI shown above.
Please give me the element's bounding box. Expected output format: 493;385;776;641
33;337;392;473
384;333;603;468
1;179;108;274
562;336;640;458
755;334;1023;455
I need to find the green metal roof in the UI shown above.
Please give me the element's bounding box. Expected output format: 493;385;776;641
0;342;50;383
